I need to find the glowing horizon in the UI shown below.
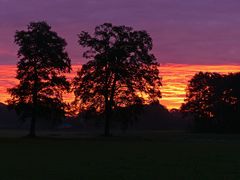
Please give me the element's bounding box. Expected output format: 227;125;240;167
0;64;240;110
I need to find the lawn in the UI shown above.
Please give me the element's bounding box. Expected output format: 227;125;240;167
0;132;240;180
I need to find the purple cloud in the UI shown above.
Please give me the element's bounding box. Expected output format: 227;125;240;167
0;0;240;64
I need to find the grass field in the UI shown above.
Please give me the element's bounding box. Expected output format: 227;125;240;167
1;131;240;180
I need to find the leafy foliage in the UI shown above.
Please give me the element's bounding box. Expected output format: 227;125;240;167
182;72;240;132
73;23;162;135
8;21;71;136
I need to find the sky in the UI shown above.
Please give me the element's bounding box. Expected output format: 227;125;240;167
1;64;240;109
1;0;240;65
1;0;240;109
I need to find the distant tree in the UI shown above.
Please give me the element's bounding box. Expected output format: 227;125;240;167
113;98;144;132
8;21;71;137
181;72;223;131
221;73;240;131
181;72;240;132
73;23;162;136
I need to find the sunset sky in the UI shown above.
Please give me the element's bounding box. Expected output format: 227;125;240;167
1;64;240;109
0;0;240;109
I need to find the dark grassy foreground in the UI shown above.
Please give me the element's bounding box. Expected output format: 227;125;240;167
1;132;240;180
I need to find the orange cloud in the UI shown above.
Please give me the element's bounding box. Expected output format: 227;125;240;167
160;63;240;109
0;64;239;110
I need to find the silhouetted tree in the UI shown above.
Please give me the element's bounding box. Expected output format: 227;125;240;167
221;73;240;131
182;72;240;132
181;72;223;131
8;21;71;137
73;23;162;136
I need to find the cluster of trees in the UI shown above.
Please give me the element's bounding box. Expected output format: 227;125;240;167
7;21;240;136
182;72;240;132
8;21;162;137
73;101;189;132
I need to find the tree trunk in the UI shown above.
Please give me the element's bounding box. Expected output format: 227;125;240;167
103;72;116;137
28;96;37;138
104;76;117;136
28;67;38;138
104;102;111;137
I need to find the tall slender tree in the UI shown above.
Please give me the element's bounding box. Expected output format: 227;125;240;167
73;23;162;136
8;21;71;137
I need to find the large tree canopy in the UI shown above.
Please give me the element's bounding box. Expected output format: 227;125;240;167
73;23;162;136
181;72;240;132
8;21;71;137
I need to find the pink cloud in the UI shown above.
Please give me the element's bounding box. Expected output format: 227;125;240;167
1;63;240;109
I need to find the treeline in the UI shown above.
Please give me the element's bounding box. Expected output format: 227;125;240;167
182;72;240;133
7;21;161;137
74;101;189;131
6;21;240;136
